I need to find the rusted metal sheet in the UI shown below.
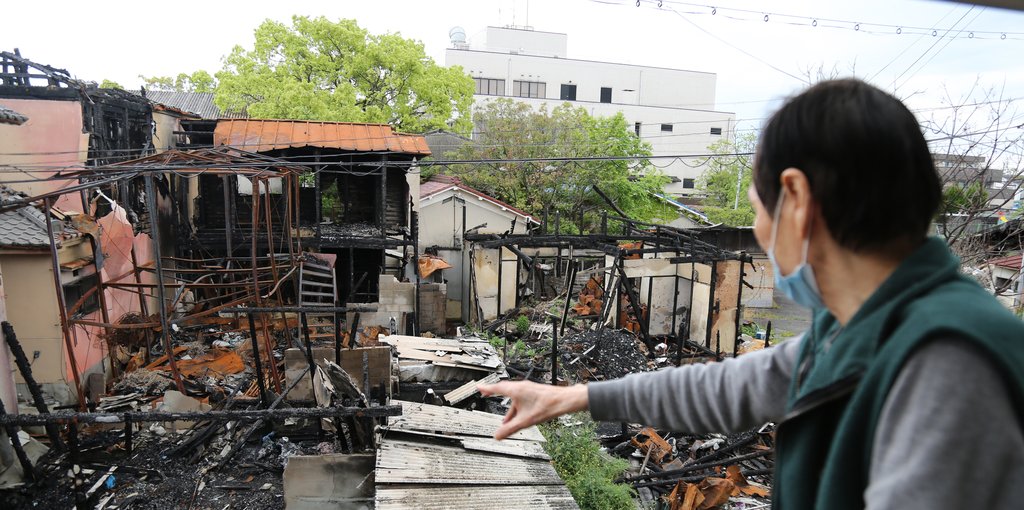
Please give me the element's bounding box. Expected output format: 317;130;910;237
376;485;579;510
213;119;432;156
375;439;561;485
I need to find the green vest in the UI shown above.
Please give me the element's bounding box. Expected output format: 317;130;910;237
773;237;1024;509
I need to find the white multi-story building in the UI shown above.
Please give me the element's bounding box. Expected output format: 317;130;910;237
445;26;736;196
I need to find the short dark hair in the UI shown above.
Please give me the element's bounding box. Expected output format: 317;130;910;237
754;79;940;253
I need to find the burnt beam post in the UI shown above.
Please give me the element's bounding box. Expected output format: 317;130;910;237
246;313;270;407
733;252;747;358
43;198;87;410
705;260;718;350
2;322;64;449
616;259;653;350
144;175;186;394
412;209;421;336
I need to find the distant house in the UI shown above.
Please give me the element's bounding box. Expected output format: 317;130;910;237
445;26;736;196
418;174;539;322
988;252;1023;310
133;90;248;152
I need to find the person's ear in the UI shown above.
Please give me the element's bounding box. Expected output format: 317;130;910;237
778;168;814;239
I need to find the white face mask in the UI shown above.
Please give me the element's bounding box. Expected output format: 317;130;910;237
767;192;825;309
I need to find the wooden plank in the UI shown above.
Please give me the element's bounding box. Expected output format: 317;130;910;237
460;437;550;460
378;427;547;459
375;439;560;485
443;373;501;405
389;401;544;442
390;346;494;368
381;335;466;351
376;485;578;510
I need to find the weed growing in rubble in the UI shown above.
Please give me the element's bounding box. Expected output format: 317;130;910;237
541;415;634;510
515;315;531;336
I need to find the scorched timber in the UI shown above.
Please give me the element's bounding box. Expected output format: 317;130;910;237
0;405;402;426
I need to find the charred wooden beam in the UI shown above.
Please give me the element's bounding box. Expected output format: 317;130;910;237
0;404;402;426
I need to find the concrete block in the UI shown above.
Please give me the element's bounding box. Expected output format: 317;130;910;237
284;454;374;509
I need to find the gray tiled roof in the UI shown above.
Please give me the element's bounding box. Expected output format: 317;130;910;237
137;90;247;120
0;104;28;125
0;185;51;248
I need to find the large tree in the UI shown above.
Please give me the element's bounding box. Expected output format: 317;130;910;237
445;99;674;233
213;16;474;133
697;133;757;226
139;71;217;93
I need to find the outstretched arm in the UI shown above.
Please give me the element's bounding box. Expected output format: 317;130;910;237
480;335;802;439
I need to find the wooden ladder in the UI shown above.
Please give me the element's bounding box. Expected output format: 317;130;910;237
299;255;338;341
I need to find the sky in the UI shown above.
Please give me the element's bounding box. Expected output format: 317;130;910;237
4;0;1024;140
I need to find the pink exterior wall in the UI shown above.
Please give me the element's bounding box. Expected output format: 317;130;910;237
0;98;87;212
64;206;156;385
0;99;159;396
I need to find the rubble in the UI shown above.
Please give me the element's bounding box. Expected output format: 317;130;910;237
562;329;652;380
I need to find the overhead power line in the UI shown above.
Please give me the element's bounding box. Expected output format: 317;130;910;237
601;0;1024;40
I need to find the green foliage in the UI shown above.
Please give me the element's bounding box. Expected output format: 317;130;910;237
486;333;504;351
448;99;674;232
139;71;217;93
214;16;474;133
741;322;758;337
515;315;531;336
541;415;635;510
697;133;757;226
99;79;123;90
939;182;989;217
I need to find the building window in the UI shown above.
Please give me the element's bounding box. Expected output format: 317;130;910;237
710;127;723;135
513;80;546;98
634;122;641;136
560;84;577;101
63;273;100;316
600;87;612;103
661;123;673;132
474;77;505;96
683;178;696;189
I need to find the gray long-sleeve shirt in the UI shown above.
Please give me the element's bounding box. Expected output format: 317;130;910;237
588;336;1024;509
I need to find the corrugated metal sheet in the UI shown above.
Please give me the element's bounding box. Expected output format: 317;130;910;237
213;120;432;156
375;440;562;485
389;400;545;442
376;485;578;510
443;373;500;405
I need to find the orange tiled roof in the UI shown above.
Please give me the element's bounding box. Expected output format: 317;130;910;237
213;119;431;156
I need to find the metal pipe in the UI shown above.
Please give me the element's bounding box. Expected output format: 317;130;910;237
622;449;773;483
550;318;559;386
223;306;377;314
559;261;578;337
